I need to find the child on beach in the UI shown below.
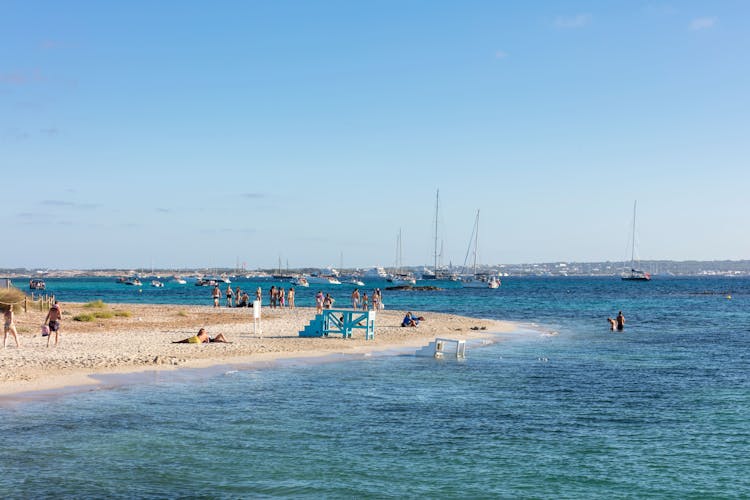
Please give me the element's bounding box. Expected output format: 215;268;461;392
4;307;20;348
361;292;369;310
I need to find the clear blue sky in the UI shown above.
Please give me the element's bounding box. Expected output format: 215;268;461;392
3;1;748;269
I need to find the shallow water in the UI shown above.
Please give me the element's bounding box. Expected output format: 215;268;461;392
2;276;749;497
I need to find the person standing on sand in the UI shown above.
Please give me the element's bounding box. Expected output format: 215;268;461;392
288;287;295;309
43;301;62;347
616;311;625;331
256;287;262;302
279;288;286;308
226;285;234;307
235;287;242;307
4;307;20;348
361;292;369;310
212;285;221;308
351;288;360;309
315;291;324;314
323;293;334;310
269;286;277;309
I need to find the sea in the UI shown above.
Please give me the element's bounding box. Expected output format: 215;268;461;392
1;276;749;498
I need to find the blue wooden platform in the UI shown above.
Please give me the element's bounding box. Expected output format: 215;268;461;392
299;309;375;340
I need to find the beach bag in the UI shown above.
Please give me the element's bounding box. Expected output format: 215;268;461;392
41;325;50;336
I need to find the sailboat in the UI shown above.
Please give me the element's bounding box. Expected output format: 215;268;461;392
460;210;500;289
388;229;417;285
621;201;651;281
421;189;458;281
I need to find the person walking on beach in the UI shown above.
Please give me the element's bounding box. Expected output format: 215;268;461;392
43;301;62;347
212;285;221;308
225;285;234;308
315;291;324;314
3;306;20;348
288;287;295;309
616;311;625;331
351;288;360;309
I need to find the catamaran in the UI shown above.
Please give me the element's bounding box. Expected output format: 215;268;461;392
621;201;651;281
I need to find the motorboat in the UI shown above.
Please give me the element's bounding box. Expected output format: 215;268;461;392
29;279;46;290
151;280;164;288
195;278;219;287
291;277;309;287
171;276;187;284
387;273;417;285
306;275;342;285
124;278;142;286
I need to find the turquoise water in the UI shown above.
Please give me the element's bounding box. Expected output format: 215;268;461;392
2;277;749;497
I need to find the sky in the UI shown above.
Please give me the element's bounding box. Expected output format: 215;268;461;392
2;1;748;270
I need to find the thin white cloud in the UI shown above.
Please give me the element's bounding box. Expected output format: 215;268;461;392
554;13;592;29
689;17;717;31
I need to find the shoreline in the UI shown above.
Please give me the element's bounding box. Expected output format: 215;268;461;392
1;302;518;398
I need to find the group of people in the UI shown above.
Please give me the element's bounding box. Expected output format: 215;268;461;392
212;285;296;309
350;288;384;311
2;301;63;348
608;311;626;331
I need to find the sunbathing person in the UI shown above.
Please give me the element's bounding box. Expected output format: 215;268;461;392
173;328;229;344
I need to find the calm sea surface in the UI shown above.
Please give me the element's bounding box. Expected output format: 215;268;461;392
1;276;749;498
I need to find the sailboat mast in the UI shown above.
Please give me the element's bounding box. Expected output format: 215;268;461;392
631;200;637;268
433;190;439;273
473;210;480;275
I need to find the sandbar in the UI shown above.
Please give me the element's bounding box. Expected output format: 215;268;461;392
0;302;516;396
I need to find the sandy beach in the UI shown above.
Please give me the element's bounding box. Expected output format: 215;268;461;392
0;302;515;396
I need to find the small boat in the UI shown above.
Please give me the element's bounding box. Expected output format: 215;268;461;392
151;280;164;288
306;275;342;285
195;278;219;287
387;273;417;285
171;276;187;284
291;277;309;287
347;278;365;286
29;279;46;290
621;201;651;281
124;278;142;286
459;210;499;289
460;274;501;289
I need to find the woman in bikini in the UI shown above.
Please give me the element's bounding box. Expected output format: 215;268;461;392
4;307;20;348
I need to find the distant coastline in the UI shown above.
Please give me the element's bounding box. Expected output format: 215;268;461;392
2;259;750;279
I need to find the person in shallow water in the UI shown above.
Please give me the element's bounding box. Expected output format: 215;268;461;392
607;317;617;331
173;328;229;344
616;311;625;331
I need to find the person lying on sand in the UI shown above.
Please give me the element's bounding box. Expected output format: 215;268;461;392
173;328;229;344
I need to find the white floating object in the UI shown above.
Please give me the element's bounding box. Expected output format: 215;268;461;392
416;337;466;359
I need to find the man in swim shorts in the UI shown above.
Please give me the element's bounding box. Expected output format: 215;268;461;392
44;302;63;347
616;311;625;331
